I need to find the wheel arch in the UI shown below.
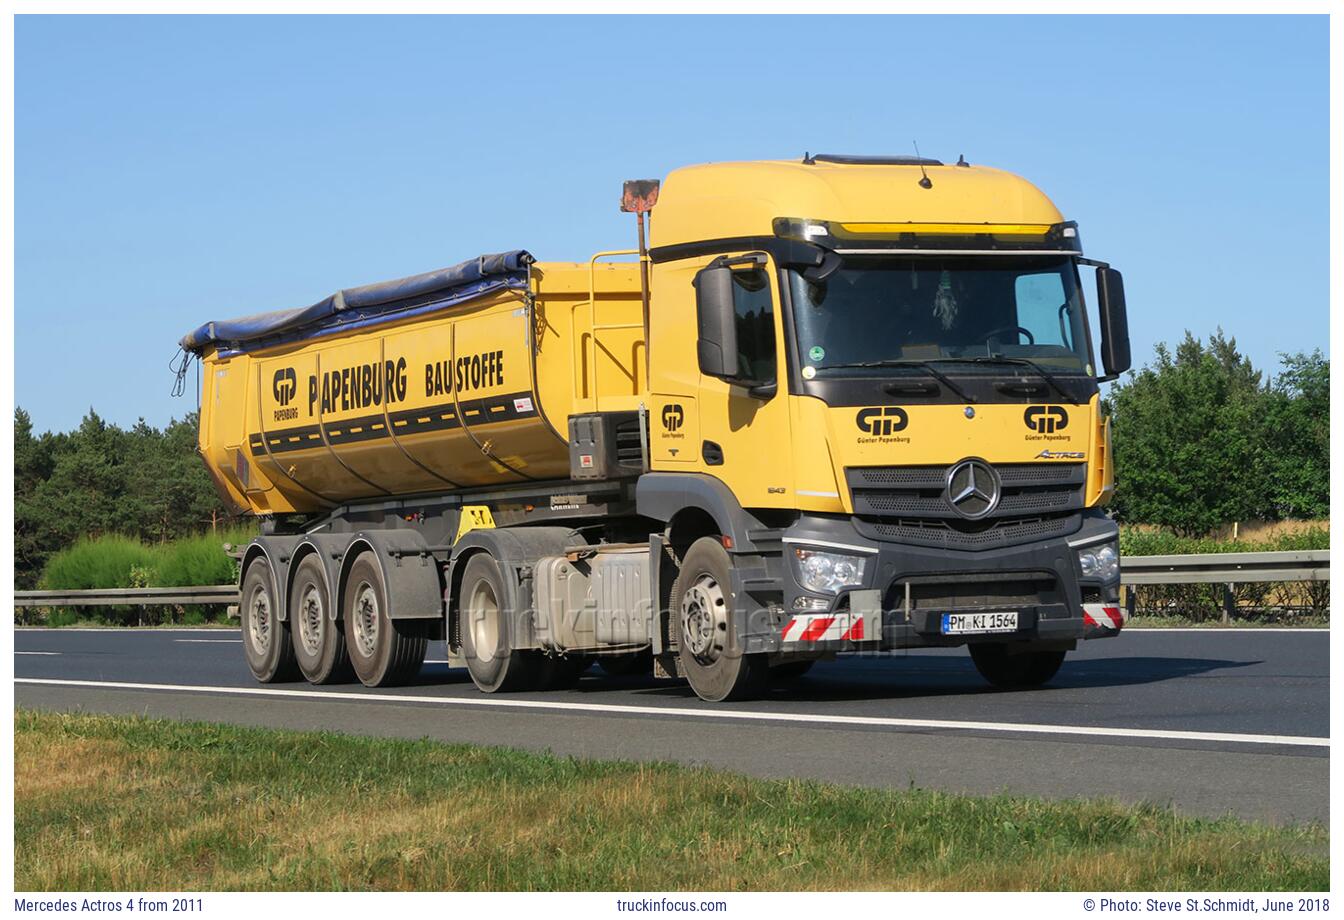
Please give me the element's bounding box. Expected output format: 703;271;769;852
636;472;782;554
336;530;445;626
286;536;345;622
446;526;581;653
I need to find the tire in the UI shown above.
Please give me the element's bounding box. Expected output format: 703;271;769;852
969;643;1067;690
598;650;651;678
240;555;299;683
288;554;352;684
342;553;428;687
457;553;537;693
770;660;815;683
671;536;766;703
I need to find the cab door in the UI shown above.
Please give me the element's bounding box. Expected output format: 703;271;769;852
692;251;795;509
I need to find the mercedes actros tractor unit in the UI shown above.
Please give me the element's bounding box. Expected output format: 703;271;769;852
181;154;1132;702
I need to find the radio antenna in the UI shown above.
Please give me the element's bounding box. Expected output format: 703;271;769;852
913;140;933;189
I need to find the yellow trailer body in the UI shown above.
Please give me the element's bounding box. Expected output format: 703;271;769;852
194;261;644;515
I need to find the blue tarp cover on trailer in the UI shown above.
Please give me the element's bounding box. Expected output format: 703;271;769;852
179;250;533;356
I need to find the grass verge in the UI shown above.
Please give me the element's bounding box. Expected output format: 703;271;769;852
14;709;1327;892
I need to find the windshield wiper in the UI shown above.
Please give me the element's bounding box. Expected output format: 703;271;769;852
930;356;1075;402
814;359;977;404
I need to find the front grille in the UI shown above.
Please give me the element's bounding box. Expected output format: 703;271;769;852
847;462;1086;521
906;576;1062;610
857;513;1080;550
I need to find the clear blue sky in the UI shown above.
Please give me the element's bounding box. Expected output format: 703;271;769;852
16;14;1329;432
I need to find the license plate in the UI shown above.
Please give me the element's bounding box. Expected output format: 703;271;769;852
941;611;1019;635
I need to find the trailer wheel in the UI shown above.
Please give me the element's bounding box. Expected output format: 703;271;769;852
458;553;535;693
289;555;352;684
969;643;1066;690
671;537;766;702
240;556;299;683
342;553;427;687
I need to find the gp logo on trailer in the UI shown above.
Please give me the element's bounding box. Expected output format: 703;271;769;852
272;368;297;406
661;404;685;432
856;406;909;437
1024;405;1068;434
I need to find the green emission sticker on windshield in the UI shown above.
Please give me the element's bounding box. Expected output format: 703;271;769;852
808;345;825;363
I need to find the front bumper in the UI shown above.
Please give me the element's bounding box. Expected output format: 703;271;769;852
756;508;1122;654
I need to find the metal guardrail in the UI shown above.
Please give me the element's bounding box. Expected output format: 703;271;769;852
13;585;238;608
1121;550;1330;586
11;552;1328;610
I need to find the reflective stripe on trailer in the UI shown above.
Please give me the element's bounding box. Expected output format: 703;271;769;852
782;613;865;643
1082;602;1126;630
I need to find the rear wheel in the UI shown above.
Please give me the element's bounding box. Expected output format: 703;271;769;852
969;643;1066;689
240;556;299;683
289;554;352;684
342;553;427;687
672;537;766;703
458;553;537;693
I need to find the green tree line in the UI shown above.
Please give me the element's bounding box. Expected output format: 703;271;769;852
11;332;1329;588
14;409;237;589
1105;332;1329;535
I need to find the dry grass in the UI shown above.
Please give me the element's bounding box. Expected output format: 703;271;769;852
14;709;1327;892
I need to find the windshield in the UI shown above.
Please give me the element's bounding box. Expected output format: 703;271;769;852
789;256;1092;376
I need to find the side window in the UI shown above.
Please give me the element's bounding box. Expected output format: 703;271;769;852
731;267;776;380
1014;272;1070;348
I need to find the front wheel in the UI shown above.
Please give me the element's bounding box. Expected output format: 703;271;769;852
671;537;766;703
969;643;1066;690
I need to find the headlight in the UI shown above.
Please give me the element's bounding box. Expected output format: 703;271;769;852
792;547;866;595
1077;541;1120;582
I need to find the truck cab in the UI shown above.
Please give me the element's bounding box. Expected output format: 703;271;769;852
636;155;1129;698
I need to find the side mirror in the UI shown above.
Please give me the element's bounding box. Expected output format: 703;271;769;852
694;264;740;379
1096;267;1131;379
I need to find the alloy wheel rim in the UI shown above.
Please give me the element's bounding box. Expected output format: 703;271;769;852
248;583;271;652
353;581;380;658
298;583;323;656
468;579;500;663
681;573;728;662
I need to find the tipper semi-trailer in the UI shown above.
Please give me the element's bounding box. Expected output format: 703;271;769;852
180;154;1132;702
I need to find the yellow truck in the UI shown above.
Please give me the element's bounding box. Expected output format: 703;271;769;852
181;154;1132;702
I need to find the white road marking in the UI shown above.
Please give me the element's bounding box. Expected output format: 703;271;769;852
174;639;242;644
13;677;1327;749
15;651;60;656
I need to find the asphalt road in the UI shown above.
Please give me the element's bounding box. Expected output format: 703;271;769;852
14;628;1329;825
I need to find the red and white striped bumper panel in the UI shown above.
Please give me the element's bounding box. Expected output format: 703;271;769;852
1083;602;1126;631
781;612;866;643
